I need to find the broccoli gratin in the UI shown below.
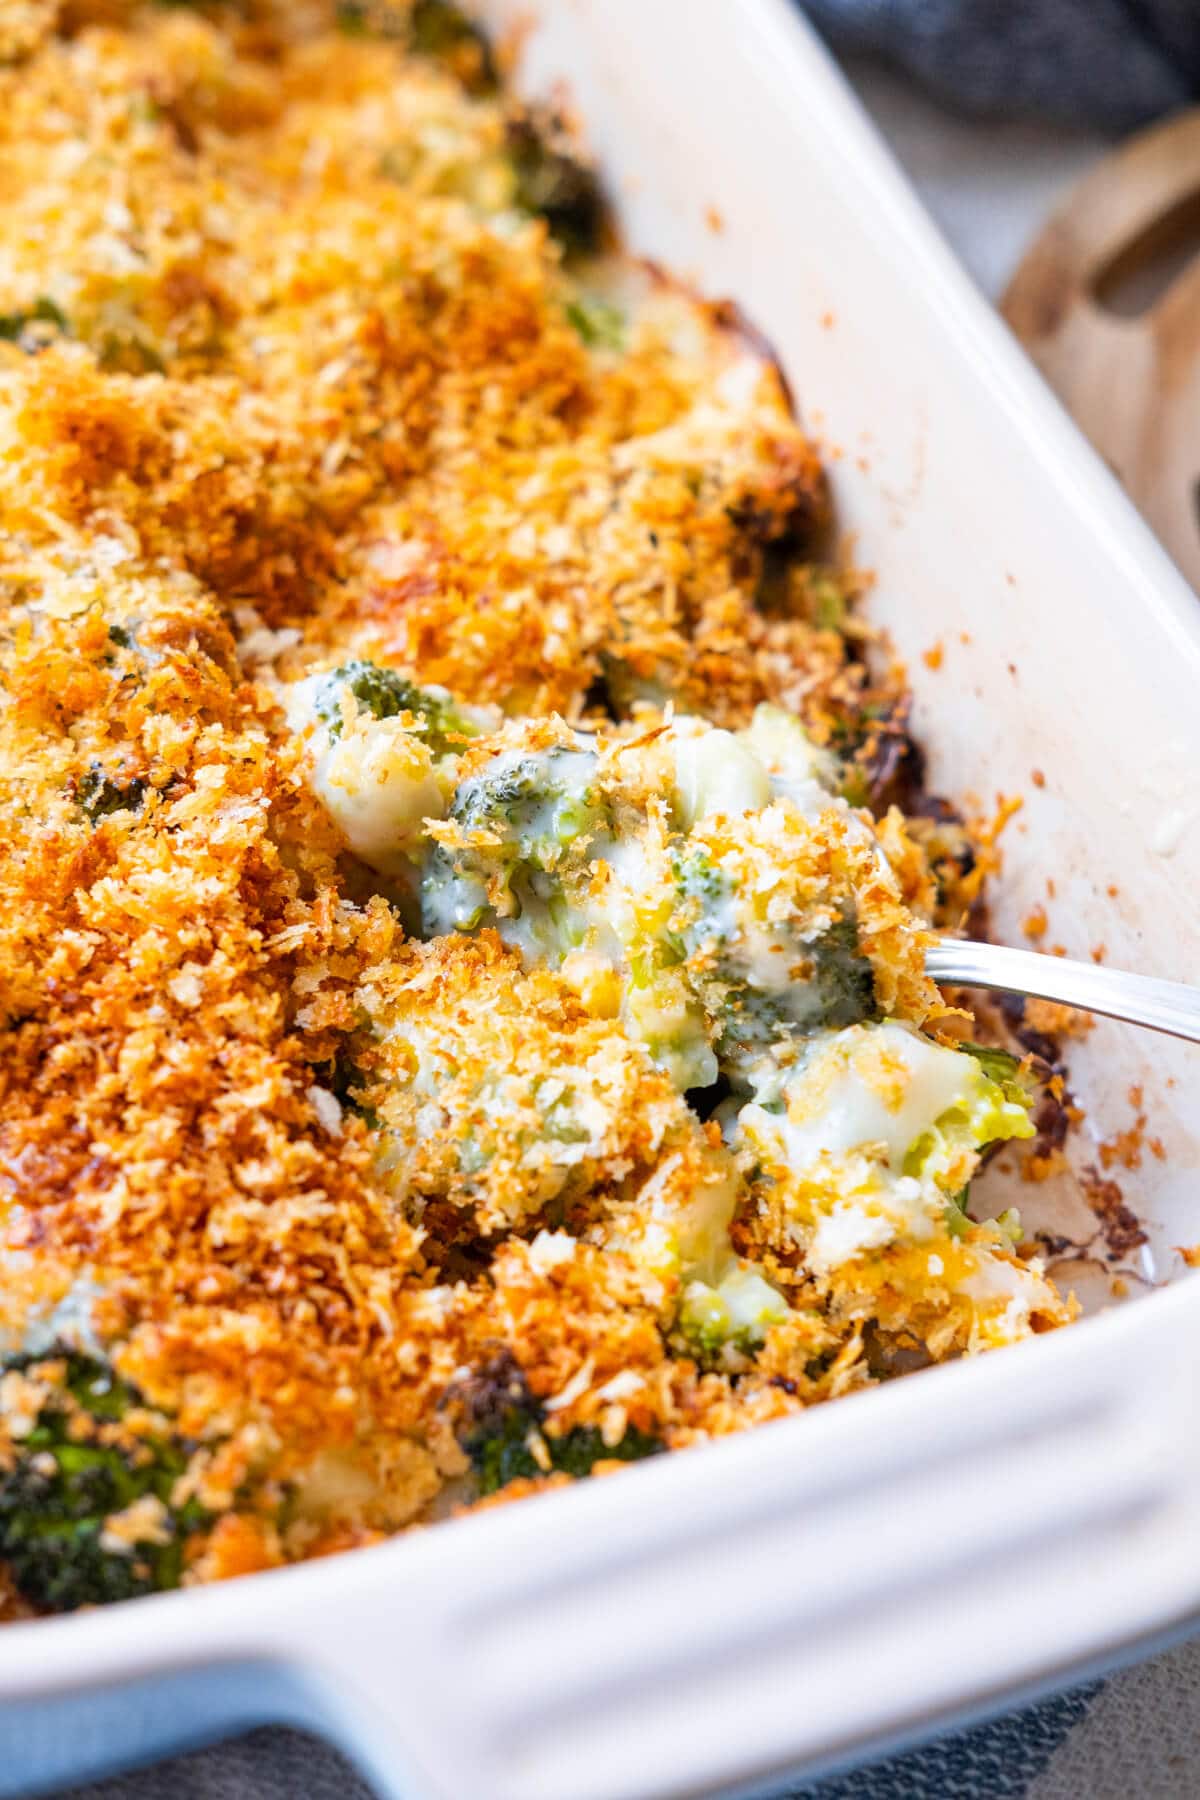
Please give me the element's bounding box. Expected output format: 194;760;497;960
0;0;1078;1617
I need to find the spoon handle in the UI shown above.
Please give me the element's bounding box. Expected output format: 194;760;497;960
925;938;1200;1046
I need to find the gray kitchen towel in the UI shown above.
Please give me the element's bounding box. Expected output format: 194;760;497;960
804;0;1200;128
52;1638;1200;1800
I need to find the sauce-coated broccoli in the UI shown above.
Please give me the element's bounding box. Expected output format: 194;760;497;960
669;846;877;1059
565;296;625;350
421;744;605;941
959;1041;1037;1104
318;660;481;758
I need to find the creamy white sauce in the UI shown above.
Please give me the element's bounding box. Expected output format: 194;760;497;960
738;704;840;814
735;1023;1007;1274
761;1021;982;1174
287;674;444;872
16;1274;107;1359
811;1194;905;1268
670;722;770;826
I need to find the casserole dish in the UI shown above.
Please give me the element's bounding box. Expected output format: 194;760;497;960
3;1;1200;1794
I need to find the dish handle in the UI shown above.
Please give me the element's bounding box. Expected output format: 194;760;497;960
302;1282;1200;1800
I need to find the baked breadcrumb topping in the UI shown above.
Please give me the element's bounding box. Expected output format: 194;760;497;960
0;1;1076;1610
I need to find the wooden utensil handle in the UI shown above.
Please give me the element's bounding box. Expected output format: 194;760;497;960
1003;109;1200;591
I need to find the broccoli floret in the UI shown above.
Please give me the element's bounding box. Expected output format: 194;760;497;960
677;1265;790;1361
668;848;877;1060
76;763;146;823
0;1353;208;1613
336;1;496;89
902;1040;1036;1191
450;1352;661;1497
959;1041;1037;1105
409;0;496;87
0;296;68;349
565;296;625;351
319;660;480;758
668;846;733;943
548;1424;662;1481
421;744;605;938
505;110;605;255
448;747;602;854
802;911;880;1031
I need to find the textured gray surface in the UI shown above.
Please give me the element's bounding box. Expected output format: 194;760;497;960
51;1646;1200;1799
806;0;1200;129
58;1730;376;1800
39;1690;1104;1800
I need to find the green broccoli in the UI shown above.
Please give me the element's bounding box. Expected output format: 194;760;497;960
668;847;877;1061
0;1353;208;1613
76;763;146;824
959;1041;1038;1106
0;296;68;348
318;659;481;757
800;910;880;1031
676;1265;790;1361
450;1353;661;1497
667;846;733;956
447;746;602;851
901;1037;1037;1190
336;1;496;88
565;296;625;351
409;0;496;86
505;110;605;255
420;744;605;939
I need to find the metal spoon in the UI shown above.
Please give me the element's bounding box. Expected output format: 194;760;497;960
925;938;1200;1046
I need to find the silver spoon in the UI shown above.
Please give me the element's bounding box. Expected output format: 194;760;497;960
925;938;1200;1046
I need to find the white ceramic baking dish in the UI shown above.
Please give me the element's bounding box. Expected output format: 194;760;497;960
4;3;1200;1795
